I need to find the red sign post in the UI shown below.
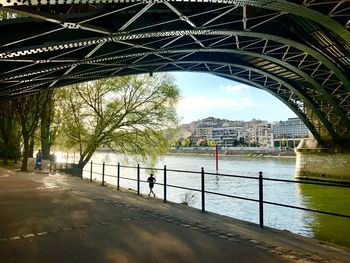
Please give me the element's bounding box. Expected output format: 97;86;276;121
216;144;219;175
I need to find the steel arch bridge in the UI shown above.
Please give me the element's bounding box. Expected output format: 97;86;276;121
0;0;349;144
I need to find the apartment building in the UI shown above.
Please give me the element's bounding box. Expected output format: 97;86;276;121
181;117;306;148
211;125;243;146
272;117;309;147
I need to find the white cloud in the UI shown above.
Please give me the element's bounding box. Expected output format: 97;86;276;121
177;96;254;112
220;83;250;92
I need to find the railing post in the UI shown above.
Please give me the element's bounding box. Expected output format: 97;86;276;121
90;161;93;182
117;162;120;190
137;164;140;195
259;171;264;228
201;167;205;213
164;165;167;203
101;162;105;186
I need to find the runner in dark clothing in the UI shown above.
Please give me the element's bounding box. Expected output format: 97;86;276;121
147;174;156;197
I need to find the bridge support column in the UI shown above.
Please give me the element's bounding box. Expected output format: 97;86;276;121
295;139;350;182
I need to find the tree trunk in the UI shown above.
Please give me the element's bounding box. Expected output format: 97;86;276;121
0;100;21;164
41;91;53;160
77;159;88;178
77;159;89;171
2;140;9;165
29;135;34;158
77;151;95;178
41;117;51;159
21;136;30;171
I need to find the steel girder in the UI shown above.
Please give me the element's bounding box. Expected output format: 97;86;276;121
0;0;349;144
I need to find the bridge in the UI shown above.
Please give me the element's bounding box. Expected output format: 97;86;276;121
0;0;350;180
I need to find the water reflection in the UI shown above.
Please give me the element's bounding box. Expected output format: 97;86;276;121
297;182;350;247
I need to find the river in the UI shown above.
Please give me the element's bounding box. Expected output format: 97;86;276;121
81;152;350;248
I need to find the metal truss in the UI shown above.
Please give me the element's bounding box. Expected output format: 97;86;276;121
0;0;349;144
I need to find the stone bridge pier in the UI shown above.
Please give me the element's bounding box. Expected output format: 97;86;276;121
295;139;350;183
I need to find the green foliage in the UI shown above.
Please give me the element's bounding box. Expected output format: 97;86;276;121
0;11;24;20
281;137;286;146
40;90;61;159
207;139;216;147
164;128;181;148
0;101;21;162
182;138;191;147
56;73;179;168
14;92;50;171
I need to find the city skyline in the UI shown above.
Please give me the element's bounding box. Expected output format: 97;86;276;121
173;72;297;124
179;116;296;126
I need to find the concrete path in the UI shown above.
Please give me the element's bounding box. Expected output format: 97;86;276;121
0;167;349;263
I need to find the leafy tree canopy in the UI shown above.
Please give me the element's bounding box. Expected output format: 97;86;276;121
57;73;180;169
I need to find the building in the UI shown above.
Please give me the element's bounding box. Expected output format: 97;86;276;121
211;126;243;146
180;117;309;148
272;118;309;148
242;120;272;147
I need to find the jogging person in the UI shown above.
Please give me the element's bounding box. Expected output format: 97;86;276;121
147;174;156;197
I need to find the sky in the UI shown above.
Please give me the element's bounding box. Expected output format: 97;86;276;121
172;72;297;124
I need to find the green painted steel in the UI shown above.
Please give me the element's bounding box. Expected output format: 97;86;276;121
0;0;349;144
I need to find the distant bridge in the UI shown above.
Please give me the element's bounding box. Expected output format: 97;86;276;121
0;0;349;144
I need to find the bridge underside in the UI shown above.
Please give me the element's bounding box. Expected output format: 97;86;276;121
0;0;350;145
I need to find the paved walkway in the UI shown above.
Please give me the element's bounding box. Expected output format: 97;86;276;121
0;167;349;263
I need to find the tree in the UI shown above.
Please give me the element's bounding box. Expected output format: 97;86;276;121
57;74;179;172
281;136;287;146
182;138;191;147
0;100;21;164
14;92;49;171
40;90;60;159
207;139;216;147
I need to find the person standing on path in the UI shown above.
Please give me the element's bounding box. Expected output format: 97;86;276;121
35;150;43;170
147;174;156;197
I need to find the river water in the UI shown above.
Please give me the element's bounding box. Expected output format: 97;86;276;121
81;152;350;248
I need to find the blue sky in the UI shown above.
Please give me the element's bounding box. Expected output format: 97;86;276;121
172;72;297;124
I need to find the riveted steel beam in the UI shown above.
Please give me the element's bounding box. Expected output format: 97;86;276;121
1;1;349;45
0;0;349;143
1;29;347;92
2;46;347;136
2;56;335;141
2;7;112;35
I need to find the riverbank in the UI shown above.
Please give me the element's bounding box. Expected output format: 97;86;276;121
167;150;296;159
1;167;349;262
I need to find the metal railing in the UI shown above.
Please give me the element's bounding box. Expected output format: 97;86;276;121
76;161;350;228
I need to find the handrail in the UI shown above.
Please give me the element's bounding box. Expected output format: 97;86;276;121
85;163;350;188
78;161;350;229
